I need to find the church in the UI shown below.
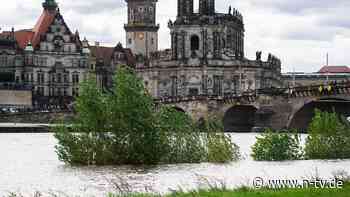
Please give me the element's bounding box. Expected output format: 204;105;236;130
0;0;283;107
125;0;283;98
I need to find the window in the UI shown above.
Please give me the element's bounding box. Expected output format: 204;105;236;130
37;87;45;96
0;55;7;66
33;56;39;66
171;76;178;97
72;59;78;67
49;87;54;96
72;87;79;96
57;73;62;83
37;73;45;85
190;35;199;51
64;74;68;83
80;60;86;68
189;88;199;96
213;75;222;96
72;73;79;85
57;88;62;96
128;38;132;44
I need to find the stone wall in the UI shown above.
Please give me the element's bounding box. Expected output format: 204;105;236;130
0;111;74;123
0;90;32;107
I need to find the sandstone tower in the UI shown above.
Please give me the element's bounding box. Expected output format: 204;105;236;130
124;0;159;57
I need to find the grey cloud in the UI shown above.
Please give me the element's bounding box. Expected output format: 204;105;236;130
60;0;125;14
282;30;335;41
250;0;350;14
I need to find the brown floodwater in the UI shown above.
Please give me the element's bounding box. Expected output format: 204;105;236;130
0;133;349;196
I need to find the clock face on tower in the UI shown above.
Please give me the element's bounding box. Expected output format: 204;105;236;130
137;32;145;40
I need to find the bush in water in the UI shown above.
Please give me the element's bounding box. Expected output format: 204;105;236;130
251;129;303;161
54;66;239;165
305;109;350;159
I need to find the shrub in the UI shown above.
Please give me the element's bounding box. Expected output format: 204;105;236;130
54;66;238;165
251;129;303;161
198;117;240;162
305;109;350;159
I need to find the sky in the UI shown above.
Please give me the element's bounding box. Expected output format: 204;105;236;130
0;0;349;73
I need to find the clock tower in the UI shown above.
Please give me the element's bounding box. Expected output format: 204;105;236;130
124;0;159;57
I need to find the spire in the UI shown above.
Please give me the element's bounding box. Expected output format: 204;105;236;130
42;0;58;11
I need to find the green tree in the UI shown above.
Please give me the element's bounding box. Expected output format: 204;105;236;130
54;66;238;165
305;109;350;159
251;129;303;161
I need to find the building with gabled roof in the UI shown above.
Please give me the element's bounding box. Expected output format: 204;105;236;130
0;0;91;108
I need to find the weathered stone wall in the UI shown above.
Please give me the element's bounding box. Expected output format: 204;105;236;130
0;111;74;123
0;90;32;107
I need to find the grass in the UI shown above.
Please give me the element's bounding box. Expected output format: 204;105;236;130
6;184;350;197
107;182;350;197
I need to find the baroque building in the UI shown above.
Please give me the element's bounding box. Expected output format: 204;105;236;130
0;0;90;106
133;0;282;98
0;0;283;107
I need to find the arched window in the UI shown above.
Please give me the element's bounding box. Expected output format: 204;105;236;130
190;35;200;51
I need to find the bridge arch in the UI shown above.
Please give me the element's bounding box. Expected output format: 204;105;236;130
223;105;258;132
288;97;350;131
172;106;186;113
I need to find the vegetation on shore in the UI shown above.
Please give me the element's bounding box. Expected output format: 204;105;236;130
109;183;350;197
54;66;239;165
7;182;350;197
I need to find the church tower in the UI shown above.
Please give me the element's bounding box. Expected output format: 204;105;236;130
177;0;193;17
124;0;159;57
199;0;215;15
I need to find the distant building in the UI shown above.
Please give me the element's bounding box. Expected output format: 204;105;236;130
89;42;135;89
283;65;350;87
318;66;350;74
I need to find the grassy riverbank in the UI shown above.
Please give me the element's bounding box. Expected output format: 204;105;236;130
108;183;350;197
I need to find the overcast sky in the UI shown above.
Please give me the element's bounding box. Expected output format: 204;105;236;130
1;0;349;73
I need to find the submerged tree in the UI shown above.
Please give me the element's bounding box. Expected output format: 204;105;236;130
54;66;238;165
305;109;350;159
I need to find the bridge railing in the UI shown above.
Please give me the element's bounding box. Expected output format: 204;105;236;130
155;81;350;104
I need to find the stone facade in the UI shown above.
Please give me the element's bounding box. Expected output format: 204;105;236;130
135;0;282;99
0;0;91;107
0;0;283;108
0;90;32;107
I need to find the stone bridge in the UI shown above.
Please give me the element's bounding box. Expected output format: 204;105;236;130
156;82;350;132
2;82;350;132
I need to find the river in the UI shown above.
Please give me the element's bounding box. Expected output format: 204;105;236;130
0;133;349;196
